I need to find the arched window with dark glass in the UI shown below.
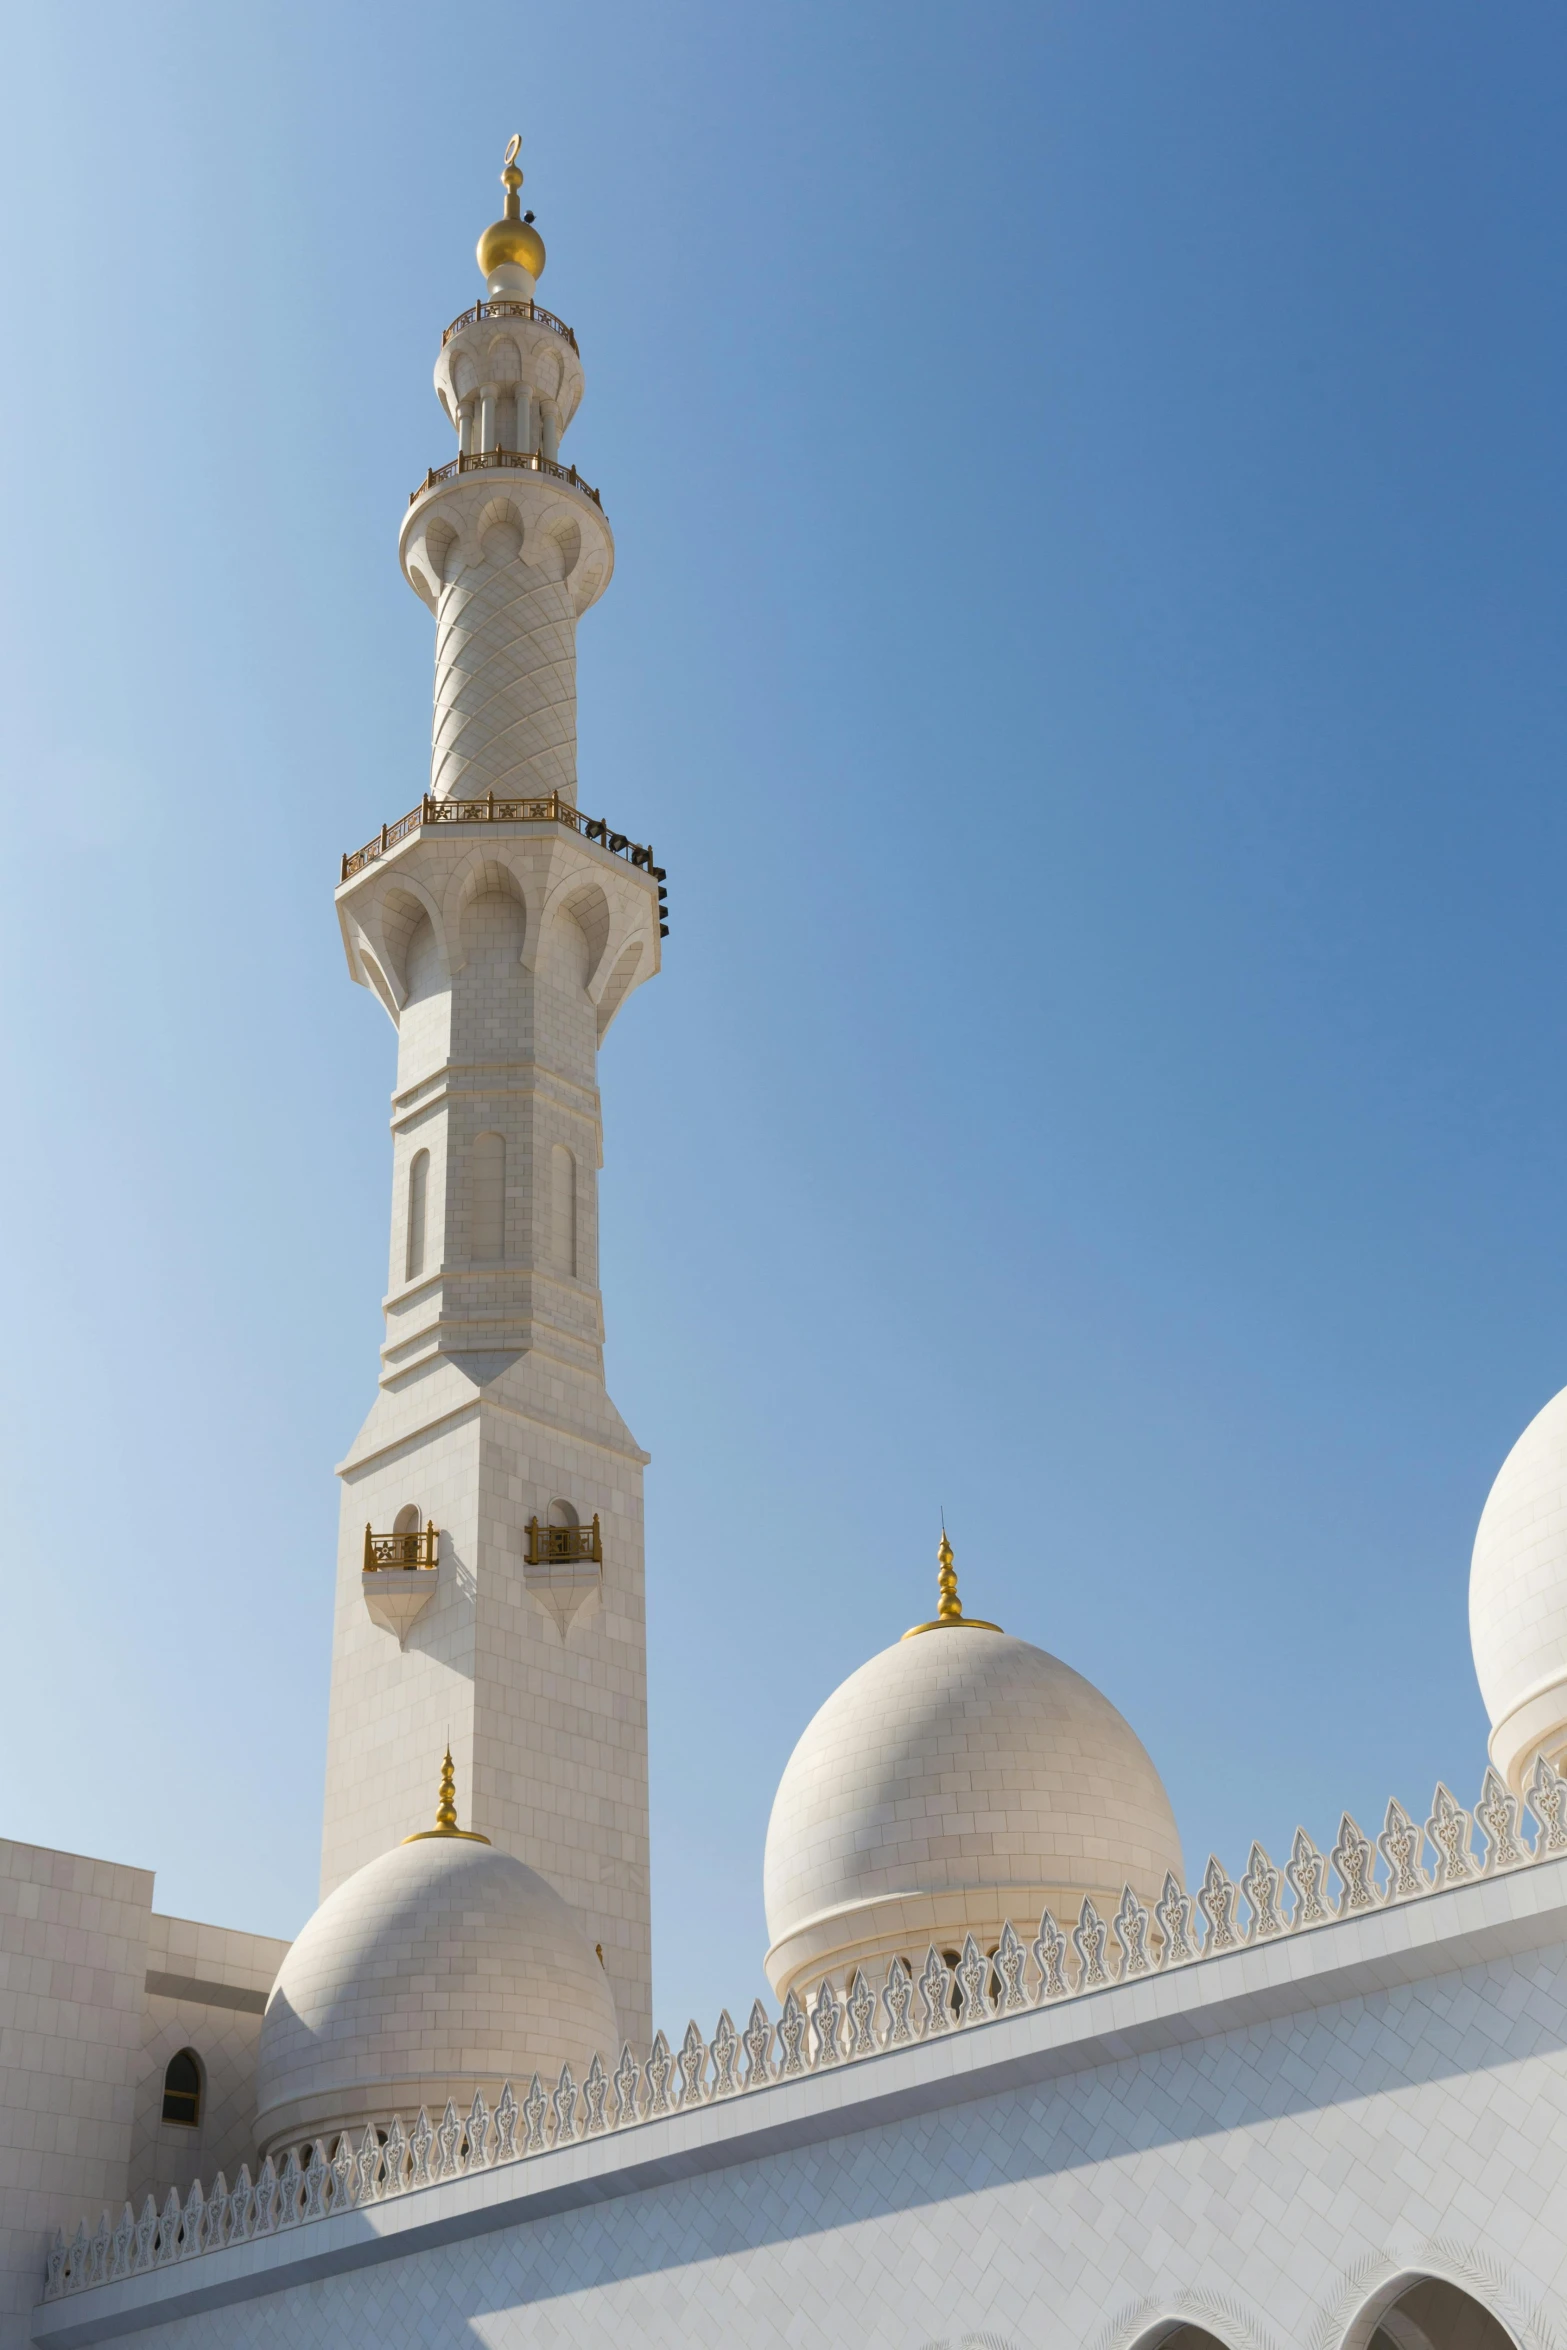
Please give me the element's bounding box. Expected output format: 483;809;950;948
161;2048;201;2127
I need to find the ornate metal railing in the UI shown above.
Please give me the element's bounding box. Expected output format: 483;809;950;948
442;297;577;353
340;793;666;921
42;1752;1567;2303
409;447;602;509
525;1515;602;1567
364;1525;439;1572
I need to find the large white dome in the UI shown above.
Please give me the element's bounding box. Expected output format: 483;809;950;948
763;1621;1182;2003
255;1834;618;2153
1470;1381;1567;1792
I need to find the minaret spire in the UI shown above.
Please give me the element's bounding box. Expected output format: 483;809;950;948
477;132;546;297
322;153;662;2051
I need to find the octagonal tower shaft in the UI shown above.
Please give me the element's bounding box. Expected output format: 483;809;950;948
321;229;659;2055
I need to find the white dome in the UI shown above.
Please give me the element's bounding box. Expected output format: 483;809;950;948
1470;1381;1567;1792
255;1835;617;2153
763;1624;1182;2002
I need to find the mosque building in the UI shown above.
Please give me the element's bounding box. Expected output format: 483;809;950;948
7;141;1567;2350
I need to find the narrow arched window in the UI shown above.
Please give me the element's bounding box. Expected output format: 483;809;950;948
406;1149;429;1281
161;2049;201;2127
550;1143;577;1276
471;1132;505;1261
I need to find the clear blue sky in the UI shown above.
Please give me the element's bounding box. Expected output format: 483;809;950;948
3;2;1565;2034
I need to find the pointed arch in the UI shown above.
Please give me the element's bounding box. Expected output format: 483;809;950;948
438;844;539;975
1341;2274;1525;2350
595;940;645;1042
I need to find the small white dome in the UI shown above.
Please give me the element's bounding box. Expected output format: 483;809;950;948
1470;1381;1567;1792
763;1623;1182;2003
255;1835;617;2153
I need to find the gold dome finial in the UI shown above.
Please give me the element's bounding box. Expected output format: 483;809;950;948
934;1528;962;1624
402;1746;492;1843
902;1525;1003;1640
477;133;546;287
433;1745;459;1831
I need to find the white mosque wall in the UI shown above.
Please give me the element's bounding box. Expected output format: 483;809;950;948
34;1845;1567;2350
38;1760;1567;2310
129;1917;290;2223
0;1844;152;2350
0;1845;289;2350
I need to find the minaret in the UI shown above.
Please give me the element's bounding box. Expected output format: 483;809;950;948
322;141;663;2051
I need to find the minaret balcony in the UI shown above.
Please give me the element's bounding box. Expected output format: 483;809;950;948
336;798;665;1055
363;1525;439;1570
441;295;578;352
409;446;602;512
525;1514;602;1566
362;1521;439;1646
339;793;668;944
524;1515;604;1637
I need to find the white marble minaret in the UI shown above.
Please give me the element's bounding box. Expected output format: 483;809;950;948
323;143;664;2051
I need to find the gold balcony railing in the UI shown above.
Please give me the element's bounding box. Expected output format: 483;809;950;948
364;1524;439;1572
525;1515;602;1567
409;446;601;510
442;297;578;353
340;795;669;945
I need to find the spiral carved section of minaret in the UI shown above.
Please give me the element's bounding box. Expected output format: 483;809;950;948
399;283;611;806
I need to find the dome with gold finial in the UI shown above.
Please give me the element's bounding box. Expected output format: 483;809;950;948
255;1751;615;2155
477;134;546;288
761;1533;1182;2005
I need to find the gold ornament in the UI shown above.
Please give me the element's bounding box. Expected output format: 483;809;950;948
403;1746;492;1843
902;1529;1003;1639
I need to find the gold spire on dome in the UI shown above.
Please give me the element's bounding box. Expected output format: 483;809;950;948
476;132;547;284
402;1747;492;1844
902;1529;1003;1639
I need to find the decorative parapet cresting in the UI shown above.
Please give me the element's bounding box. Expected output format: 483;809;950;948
42;1756;1567;2302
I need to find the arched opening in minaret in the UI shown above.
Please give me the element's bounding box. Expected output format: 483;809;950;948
551;1143;577;1277
471;1132;506;1261
406;1149;429;1281
1368;2281;1518;2350
548;1499;579;1531
393;1505;421;1536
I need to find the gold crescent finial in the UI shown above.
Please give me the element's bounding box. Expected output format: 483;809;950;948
902;1526;1003;1640
477;133;544;283
402;1745;492;1843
